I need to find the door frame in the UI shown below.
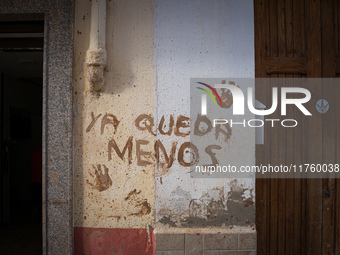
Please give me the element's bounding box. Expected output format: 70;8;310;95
0;1;74;254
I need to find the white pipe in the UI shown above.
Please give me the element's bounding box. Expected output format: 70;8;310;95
89;0;106;50
86;0;107;92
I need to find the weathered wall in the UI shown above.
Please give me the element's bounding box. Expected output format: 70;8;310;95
73;0;155;253
74;0;155;228
73;0;255;253
154;0;255;229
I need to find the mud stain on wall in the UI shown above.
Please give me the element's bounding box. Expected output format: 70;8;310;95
86;164;113;192
129;200;152;217
86;112;102;133
101;113;120;135
158;115;174;135
125;190;152;217
158;184;254;227
125;189;142;200
154;140;177;177
218;80;240;109
174;115;190;137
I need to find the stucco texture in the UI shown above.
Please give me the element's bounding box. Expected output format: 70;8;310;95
73;0;155;229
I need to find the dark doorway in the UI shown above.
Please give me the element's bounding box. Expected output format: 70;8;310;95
0;19;43;254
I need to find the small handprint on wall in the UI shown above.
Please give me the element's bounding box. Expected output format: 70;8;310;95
86;164;112;192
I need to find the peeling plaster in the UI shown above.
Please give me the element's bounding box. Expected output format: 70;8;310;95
154;0;255;229
158;184;254;228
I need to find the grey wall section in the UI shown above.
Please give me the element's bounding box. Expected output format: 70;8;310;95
0;1;74;254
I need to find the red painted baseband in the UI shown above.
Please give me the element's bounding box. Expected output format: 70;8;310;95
74;227;155;255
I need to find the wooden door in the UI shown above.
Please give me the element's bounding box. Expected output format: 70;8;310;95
255;0;340;254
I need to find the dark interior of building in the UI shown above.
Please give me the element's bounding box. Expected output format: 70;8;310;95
0;19;43;254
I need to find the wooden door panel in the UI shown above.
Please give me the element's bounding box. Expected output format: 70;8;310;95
255;0;340;254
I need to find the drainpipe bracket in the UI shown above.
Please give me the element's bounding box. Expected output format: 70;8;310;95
86;48;107;92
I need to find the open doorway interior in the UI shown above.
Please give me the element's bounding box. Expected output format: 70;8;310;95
0;19;43;254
